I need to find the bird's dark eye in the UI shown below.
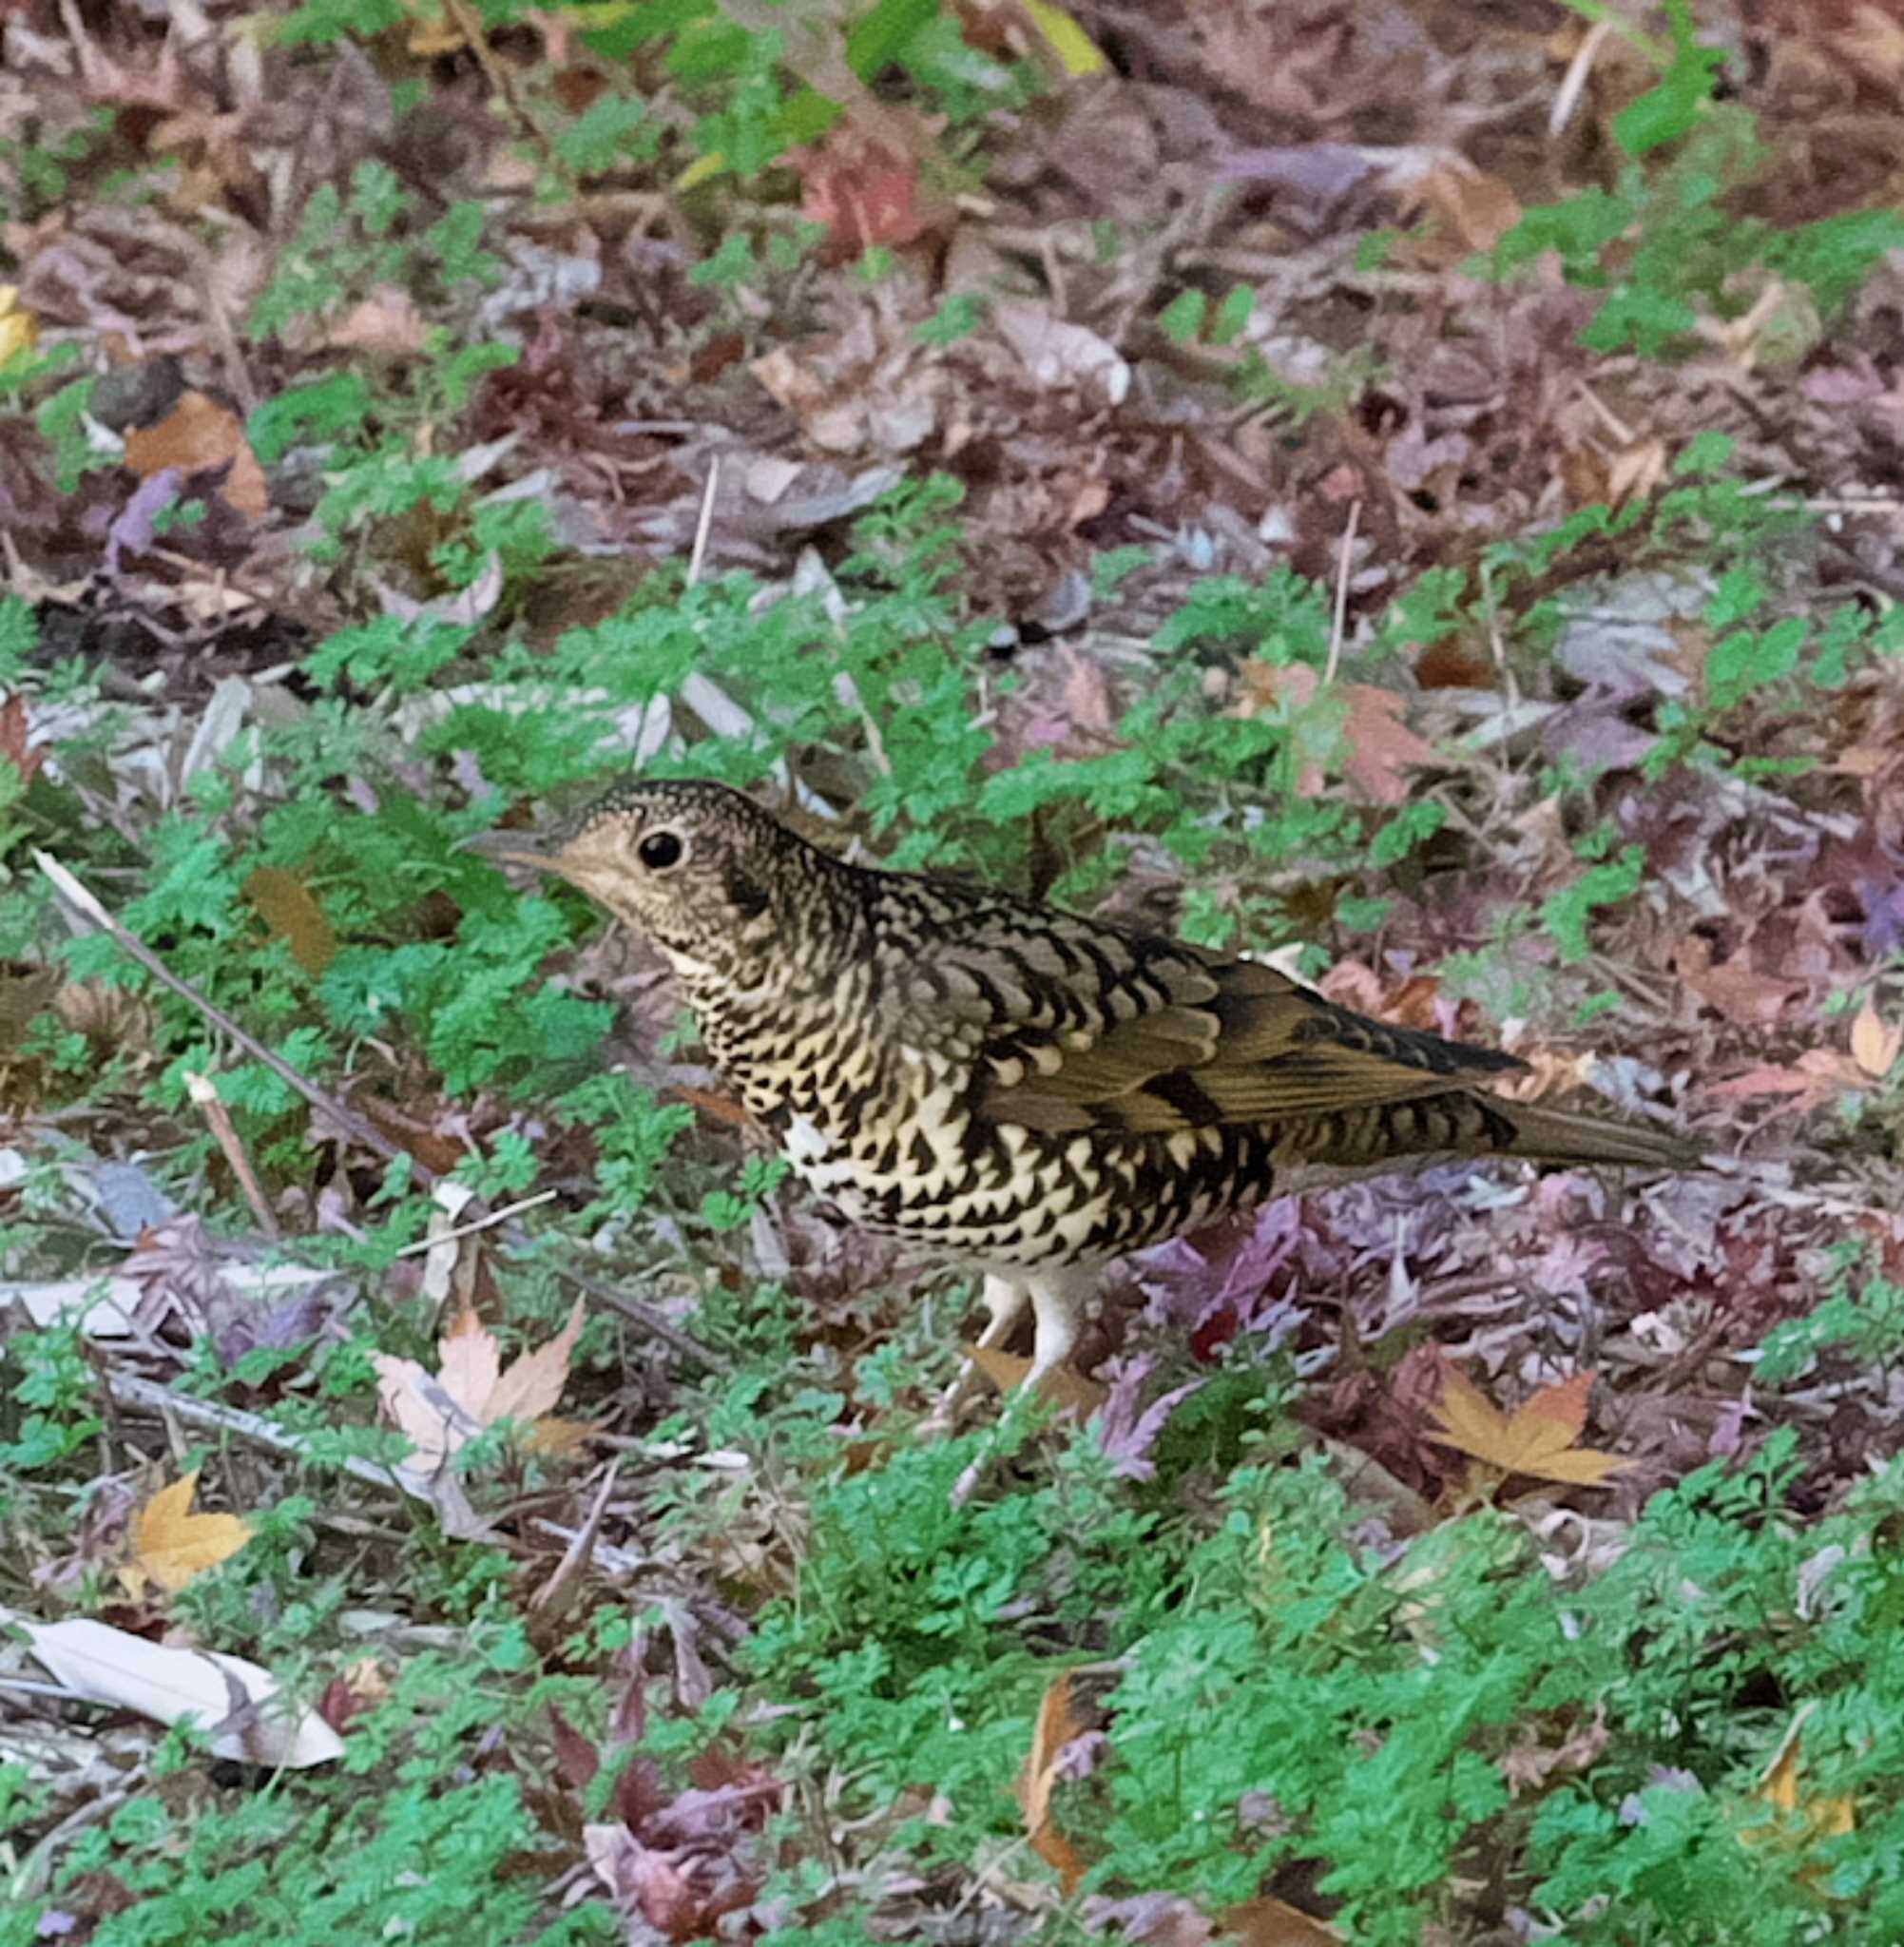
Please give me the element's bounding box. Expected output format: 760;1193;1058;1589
638;830;684;871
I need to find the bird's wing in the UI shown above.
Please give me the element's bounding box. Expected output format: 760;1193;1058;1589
882;886;1522;1137
984;952;1526;1134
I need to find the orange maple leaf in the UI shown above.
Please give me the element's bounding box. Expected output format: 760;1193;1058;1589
0;693;45;786
1017;1672;1092;1893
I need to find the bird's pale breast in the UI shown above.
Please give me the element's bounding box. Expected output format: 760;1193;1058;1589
692;959;1279;1267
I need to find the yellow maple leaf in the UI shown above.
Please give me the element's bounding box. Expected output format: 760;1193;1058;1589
1850;999;1902;1079
405;1;465;55
1020;0;1107;77
1427;1363;1626;1487
119;1471;252;1599
1740;1709;1856;1885
675;150;729;191
0;286;37;365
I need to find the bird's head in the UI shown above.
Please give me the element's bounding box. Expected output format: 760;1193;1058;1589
464;779;821;975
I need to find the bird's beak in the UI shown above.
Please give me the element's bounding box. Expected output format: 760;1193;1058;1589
459;822;621;904
457;827;563;872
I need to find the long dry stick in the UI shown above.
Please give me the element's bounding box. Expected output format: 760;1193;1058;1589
34;852;729;1374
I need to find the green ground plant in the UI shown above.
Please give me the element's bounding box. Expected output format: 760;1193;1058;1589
1492;2;1904;358
8;1;1904;1938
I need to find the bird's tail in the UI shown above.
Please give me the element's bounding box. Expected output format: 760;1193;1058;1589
1488;1098;1700;1171
1268;1089;1698;1186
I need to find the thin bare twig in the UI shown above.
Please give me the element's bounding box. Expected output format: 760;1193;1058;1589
1324;498;1361;685
106;1370;425;1498
562;1265;733;1374
7;1768;145;1901
530;1457;625;1617
394;1188;558;1255
186;1070;280;1241
106;1372;658;1585
1549;17;1611;138
686;454;721;587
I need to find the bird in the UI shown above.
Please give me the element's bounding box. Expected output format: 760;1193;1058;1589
467;778;1693;1400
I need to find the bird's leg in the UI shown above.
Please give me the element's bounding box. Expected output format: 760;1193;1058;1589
1023;1270;1086;1391
976;1272;1032;1352
924;1274;1030;1430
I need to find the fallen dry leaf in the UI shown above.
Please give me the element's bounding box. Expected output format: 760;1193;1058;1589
326;287;431;357
992;298;1130;405
0;285;37;364
1493;1046;1601;1104
1703;1048;1871;1111
750;337;944;455
793;131;937;256
1426;1362;1627;1487
405;1;467;55
1741;1707;1856;1882
12;1611;342;1767
1701;276;1822;373
373;1298;587;1478
1337;684;1441;806
0;692;46;786
1017;1670;1091;1893
970;1343;1109;1419
1850;998;1902;1078
1676;939;1800;1030
1408;158;1523;257
1233;665;1439;805
1606;435;1669;507
1498;1706;1612;1796
243;866;337;975
119;1470;252;1599
122;389;270;521
668;1083;758;1131
1018;0;1108;77
1221;1896;1344;1944
483;1297;587;1427
1829;1;1904;87
524;1415;600;1458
